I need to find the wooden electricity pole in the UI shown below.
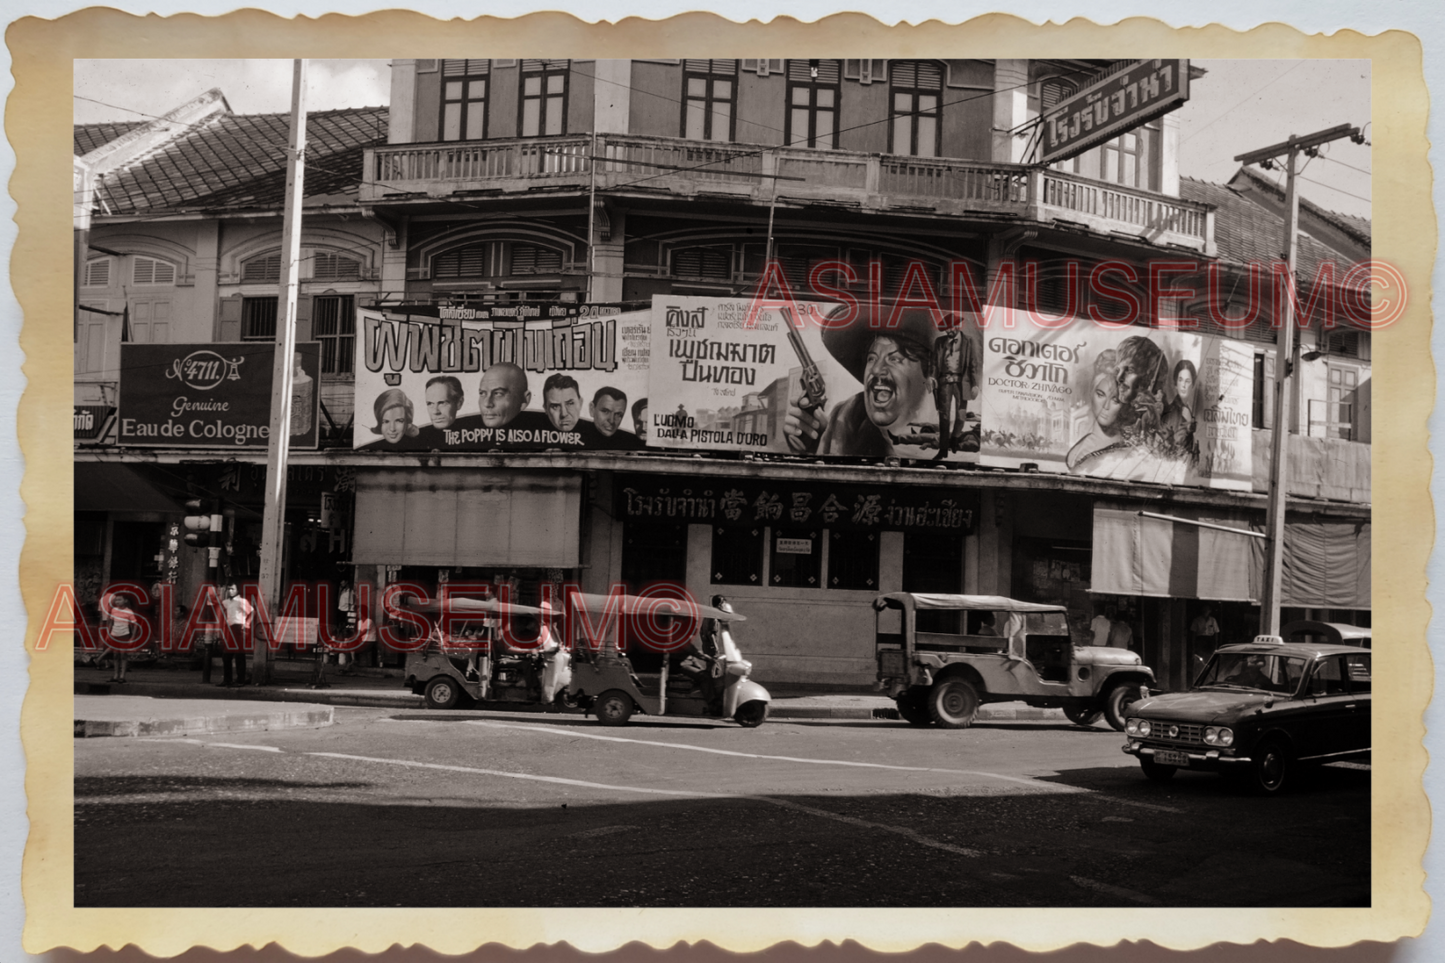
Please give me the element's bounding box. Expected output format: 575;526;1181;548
1234;123;1360;637
254;60;309;684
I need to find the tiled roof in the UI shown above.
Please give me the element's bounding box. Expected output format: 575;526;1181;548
88;106;388;215
1229;165;1371;245
75;121;147;156
1180;177;1361;282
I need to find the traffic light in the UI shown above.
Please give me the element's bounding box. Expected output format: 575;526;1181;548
182;499;213;548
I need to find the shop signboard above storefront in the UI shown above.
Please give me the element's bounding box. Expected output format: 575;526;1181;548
978;311;1254;491
73;404;115;443
1039;59;1191;165
116;342;321;449
353;301;651;453
617;475;977;535
646;295;983;465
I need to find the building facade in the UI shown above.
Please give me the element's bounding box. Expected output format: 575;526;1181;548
75;60;1371;691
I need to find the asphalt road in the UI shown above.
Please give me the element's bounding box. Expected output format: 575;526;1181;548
74;707;1370;907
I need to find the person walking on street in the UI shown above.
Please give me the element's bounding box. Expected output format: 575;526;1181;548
102;590;138;683
220;583;253;687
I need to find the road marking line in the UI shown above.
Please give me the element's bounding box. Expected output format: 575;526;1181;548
462;720;1057;789
206;743;283;752
1069;875;1159;905
302;751;724;798
759;797;983;857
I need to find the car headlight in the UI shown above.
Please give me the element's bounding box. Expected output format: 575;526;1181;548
1203;726;1235;746
1216;727;1233;746
1136;720;1151;737
1125;719;1139;735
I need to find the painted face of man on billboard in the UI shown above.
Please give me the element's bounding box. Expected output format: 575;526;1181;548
862;336;933;430
424;376;463;430
543;374;582;432
590;387;627;437
478;364;530;428
632;398;648;441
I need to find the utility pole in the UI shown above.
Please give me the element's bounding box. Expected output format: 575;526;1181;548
254;60;308;684
1234;123;1361;637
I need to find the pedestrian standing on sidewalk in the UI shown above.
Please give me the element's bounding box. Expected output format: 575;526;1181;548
1108;614;1134;651
219;583;253;687
103;591;137;683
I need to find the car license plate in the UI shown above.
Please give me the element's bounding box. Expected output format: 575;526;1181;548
1154;749;1190;767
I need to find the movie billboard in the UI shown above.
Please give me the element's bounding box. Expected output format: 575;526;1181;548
353;302;651;452
979;314;1254;490
646;295;984;463
117;341;321;449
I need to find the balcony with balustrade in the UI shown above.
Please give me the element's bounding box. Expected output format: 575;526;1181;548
361;134;1214;255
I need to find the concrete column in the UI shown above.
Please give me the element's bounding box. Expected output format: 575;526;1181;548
590;207;626;302
992;60;1031;164
592;60;632;134
878;531;905;592
192;220;221;340
1159;111;1181;197
389;60;417;144
379;215;409;299
977;489;1013;595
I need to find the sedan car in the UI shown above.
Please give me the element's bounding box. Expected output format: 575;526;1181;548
1122;640;1371;793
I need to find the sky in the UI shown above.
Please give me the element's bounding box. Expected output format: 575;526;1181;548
73;56;1372;220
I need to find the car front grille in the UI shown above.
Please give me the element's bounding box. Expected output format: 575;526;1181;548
1145;722;1204;745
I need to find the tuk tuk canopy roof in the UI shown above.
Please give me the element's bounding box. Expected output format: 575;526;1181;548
404;593;746;622
875;593;1068;614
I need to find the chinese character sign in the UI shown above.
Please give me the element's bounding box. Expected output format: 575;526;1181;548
353;303;651;453
979;313;1254;490
646;295;984;464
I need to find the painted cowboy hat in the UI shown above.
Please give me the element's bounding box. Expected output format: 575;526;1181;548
818;304;963;384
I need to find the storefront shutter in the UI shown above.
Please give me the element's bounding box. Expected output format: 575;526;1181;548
351;469;582;567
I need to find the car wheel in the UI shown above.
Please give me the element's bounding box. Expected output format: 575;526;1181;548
734;700;768;728
895;688;932;726
1104;682;1144;731
928;679;980;729
593;689;635;726
1140;758;1177;783
1247;738;1292;794
424;676;461;710
1063;706;1104;728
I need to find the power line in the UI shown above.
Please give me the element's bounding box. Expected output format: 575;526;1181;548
1180;62;1304;145
1297;174;1372;205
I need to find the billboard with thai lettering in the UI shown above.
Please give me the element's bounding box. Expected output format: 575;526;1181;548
1040;59;1190;165
353;302;651;452
646;295;984;464
116;342;321;448
978;314;1254;490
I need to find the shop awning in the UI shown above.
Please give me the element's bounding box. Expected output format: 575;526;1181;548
351;469;582;568
74;463;184;514
1090;506;1370;609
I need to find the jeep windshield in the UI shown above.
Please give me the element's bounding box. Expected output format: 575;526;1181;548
1197;652;1309;695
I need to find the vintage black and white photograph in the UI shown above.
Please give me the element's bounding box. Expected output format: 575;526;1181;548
69;51;1378;915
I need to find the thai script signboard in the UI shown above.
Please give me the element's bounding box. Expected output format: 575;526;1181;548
1040;59;1190;165
978;312;1254;490
116;342;321;449
353;302;651;452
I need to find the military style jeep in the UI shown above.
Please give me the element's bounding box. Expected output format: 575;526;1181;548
873;593;1156;730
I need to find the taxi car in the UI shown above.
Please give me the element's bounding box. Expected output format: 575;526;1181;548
1122;638;1371;794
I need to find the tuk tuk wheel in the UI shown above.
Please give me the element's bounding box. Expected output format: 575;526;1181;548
424;676;462;710
1063;706;1104;728
928;679;980;729
734;700;768;728
593;690;635;726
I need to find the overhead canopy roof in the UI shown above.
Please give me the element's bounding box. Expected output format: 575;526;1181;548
874;593;1067;614
74;463;183;514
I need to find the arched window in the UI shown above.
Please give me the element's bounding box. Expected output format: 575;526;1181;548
82;257;112;287
242;253;282;284
889;61;943;157
432;240;565;279
131;255;176;286
312;252;362;281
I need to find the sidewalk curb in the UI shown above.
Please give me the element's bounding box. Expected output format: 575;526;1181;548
74;705;335;738
769;705;1068;721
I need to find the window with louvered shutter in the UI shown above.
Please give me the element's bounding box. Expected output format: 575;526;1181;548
443;59;490;76
682;61;738;142
522;59;569;72
521;64;568;136
132;256;175;286
312;253;362;281
509;244;562;275
1041;79;1077;110
242;253;282;284
785;60;841;149
1325;329;1361;358
442;61;490;141
433;242;497;279
83;258;111;287
672;246;732;281
889;61;942;157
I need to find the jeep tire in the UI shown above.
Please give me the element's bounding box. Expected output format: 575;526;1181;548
1103;681;1144;731
928;679;980;729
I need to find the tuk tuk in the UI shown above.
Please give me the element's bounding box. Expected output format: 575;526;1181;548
1280;620;1371;648
873;593;1156;730
402;592;770;727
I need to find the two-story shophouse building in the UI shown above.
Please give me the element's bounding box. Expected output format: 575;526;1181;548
75;60;1371;690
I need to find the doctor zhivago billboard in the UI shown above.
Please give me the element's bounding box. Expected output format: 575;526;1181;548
979;311;1255;490
647;295;984;463
353;303;651;452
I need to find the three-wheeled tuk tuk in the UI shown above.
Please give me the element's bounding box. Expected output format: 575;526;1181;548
402;592;771;727
873;593;1156;730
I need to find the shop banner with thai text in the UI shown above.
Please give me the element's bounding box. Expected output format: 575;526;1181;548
646;295;983;464
979;312;1254;490
117;342;321;448
353;302;651;452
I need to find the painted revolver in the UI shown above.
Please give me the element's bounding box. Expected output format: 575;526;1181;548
782;308;827;413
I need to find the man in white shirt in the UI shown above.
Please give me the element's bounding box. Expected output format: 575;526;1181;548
1090;607;1113;647
1190;605;1222;670
220;583;253;687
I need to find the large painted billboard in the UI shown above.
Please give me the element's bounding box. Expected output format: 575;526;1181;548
978;314;1254;490
117;341;321;449
353;302;651;452
646;295;984;464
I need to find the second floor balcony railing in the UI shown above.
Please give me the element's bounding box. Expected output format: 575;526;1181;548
364;134;1213;254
